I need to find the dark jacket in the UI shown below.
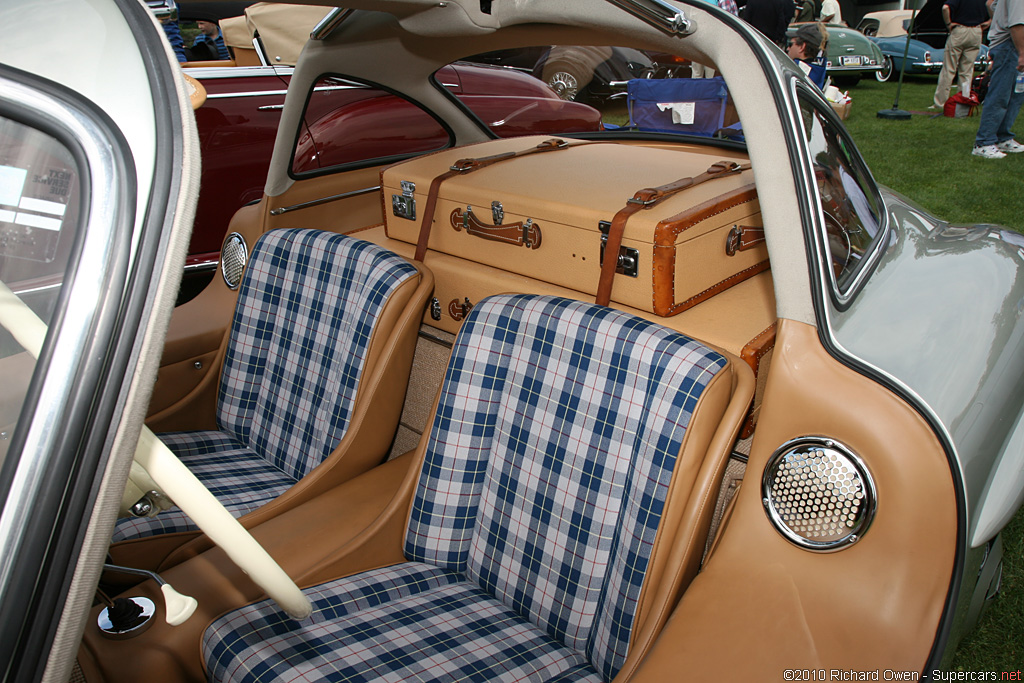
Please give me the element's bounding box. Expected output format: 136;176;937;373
742;0;797;45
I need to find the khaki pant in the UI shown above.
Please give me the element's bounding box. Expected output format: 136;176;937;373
691;62;716;79
934;25;982;107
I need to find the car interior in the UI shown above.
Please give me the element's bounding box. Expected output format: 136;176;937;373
7;1;958;680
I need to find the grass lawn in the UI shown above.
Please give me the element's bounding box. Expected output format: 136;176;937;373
841;75;1024;233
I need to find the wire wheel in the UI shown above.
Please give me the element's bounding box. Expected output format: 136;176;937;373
547;71;580;100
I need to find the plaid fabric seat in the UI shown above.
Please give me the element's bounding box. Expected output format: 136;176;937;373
204;295;729;683
113;229;419;542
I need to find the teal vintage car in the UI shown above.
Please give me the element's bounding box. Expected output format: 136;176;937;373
788;22;886;86
859;0;991;82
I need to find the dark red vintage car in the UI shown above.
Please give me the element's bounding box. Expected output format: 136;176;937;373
179;4;602;298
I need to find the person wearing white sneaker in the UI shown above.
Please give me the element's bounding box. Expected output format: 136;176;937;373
973;143;1008;158
972;0;1024;158
970;0;1019;157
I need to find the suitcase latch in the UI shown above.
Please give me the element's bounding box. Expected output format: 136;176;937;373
391;180;416;221
598;221;639;278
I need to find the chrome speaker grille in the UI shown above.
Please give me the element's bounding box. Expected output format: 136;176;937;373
762;437;875;552
220;232;248;289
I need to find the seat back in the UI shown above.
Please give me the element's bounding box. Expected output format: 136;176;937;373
627;76;729;137
404;294;732;680
217;229;419;481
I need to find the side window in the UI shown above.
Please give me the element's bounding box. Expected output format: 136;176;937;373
292;76;451;175
0;116;83;463
798;92;884;293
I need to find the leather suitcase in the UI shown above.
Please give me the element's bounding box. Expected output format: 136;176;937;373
382;135;768;317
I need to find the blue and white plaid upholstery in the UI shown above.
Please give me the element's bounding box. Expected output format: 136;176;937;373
113;230;418;542
203;295;728;683
204;563;601;683
112;431;295;541
218;229;418;481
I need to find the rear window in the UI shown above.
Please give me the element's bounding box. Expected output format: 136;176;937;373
447;45;740;141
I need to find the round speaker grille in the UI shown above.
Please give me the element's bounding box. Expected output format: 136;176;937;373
762;437;875;552
220;232;248;290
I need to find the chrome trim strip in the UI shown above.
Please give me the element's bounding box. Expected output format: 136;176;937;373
253;36;270;67
269;186;380;215
184;260;217;273
311;8;354;40
0;75;128;596
604;0;696;35
9;281;63;297
207;90;288;99
183;66;293;79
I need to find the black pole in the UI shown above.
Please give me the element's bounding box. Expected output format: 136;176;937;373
878;6;918;119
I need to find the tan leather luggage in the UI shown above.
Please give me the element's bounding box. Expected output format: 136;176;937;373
382;135;768;317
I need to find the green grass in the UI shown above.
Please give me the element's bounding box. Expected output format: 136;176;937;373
951;509;1024;672
842;75;1024;232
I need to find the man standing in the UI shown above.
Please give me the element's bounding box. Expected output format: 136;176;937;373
933;0;990;108
742;0;797;47
819;0;843;24
972;0;1024;158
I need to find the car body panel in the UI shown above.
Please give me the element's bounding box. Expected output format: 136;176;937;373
832;192;1024;547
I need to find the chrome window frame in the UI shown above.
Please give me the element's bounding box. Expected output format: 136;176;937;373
0;65;135;674
793;83;891;310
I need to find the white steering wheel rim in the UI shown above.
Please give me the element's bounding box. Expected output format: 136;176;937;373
0;280;312;620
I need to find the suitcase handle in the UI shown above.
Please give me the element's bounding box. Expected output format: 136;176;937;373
450;206;543;250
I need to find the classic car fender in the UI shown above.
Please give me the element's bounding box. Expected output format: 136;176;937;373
831;191;1024;549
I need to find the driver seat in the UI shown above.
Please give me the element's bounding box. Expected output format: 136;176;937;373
202;294;752;683
112;228;430;545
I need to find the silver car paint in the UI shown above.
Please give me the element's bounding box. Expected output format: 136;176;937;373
831;190;1024;547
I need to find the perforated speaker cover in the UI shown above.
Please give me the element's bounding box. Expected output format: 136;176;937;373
762;437;875;551
220;232;248;289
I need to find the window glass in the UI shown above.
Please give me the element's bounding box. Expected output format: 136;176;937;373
446;46;741;141
798;93;883;290
292;76;451;174
0;116;82;463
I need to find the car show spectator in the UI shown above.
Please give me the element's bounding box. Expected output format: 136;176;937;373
788;22;830;87
972;0;1024;158
820;0;844;24
159;16;188;63
192;18;231;60
794;0;816;23
742;0;797;46
934;0;991;107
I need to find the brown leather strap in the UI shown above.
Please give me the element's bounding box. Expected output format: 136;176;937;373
413;138;570;261
595;160;751;307
726;225;766;256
